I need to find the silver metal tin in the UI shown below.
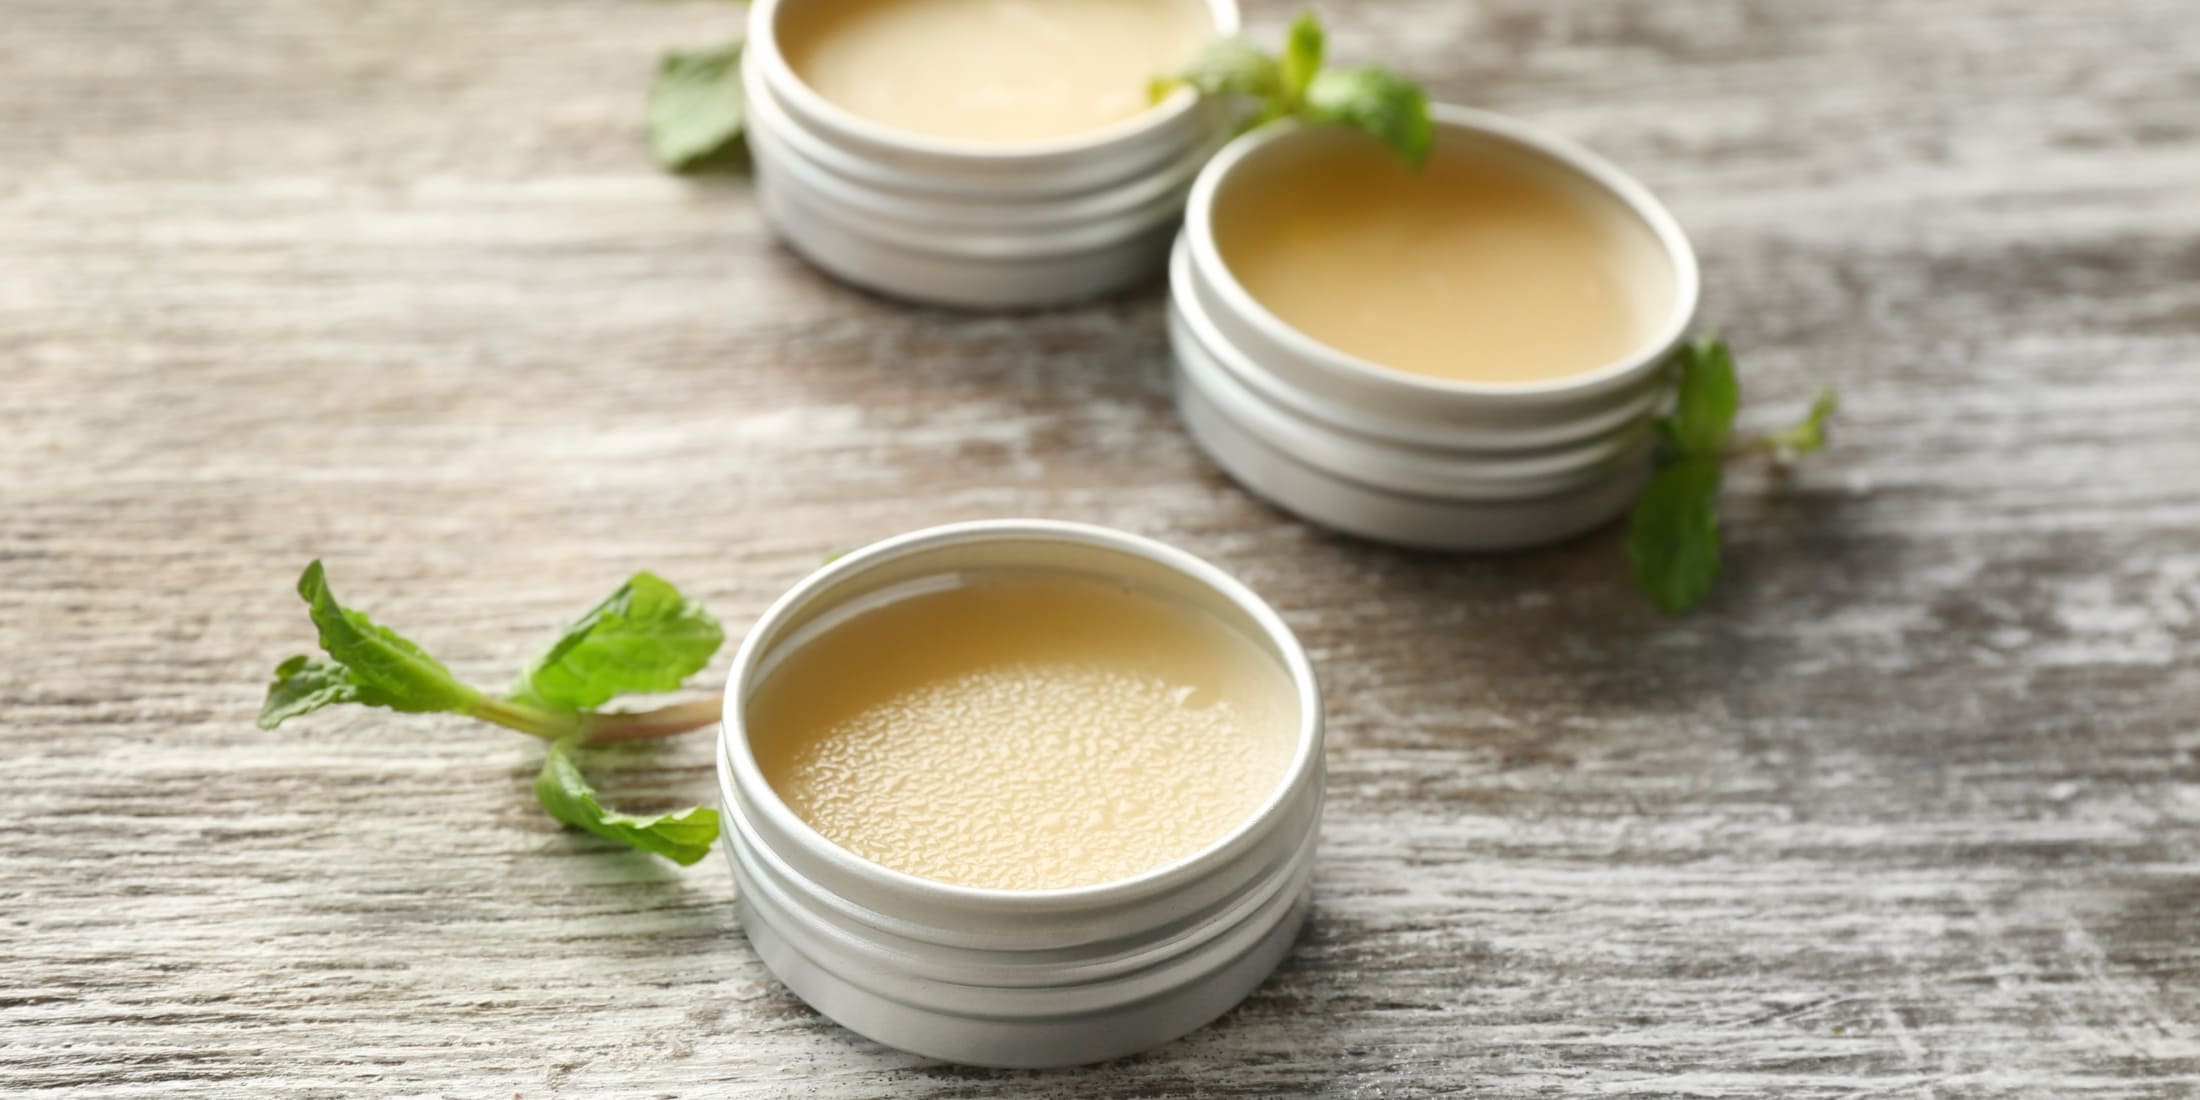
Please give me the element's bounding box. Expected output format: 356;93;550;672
717;520;1324;1067
744;0;1240;309
1169;106;1702;550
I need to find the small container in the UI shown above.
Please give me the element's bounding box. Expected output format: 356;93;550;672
743;0;1240;309
717;520;1324;1067
1169;106;1702;551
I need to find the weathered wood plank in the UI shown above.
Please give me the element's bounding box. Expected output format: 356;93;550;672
1;0;2195;1096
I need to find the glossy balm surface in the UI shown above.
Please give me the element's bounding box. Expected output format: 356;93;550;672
1216;134;1677;384
779;0;1213;144
747;574;1297;890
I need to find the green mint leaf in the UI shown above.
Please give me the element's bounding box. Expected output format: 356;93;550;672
649;40;746;172
534;738;719;865
1667;337;1740;455
258;654;449;729
1150;37;1281;106
1304;65;1435;168
1628;340;1836;612
511;572;724;712
1627;456;1725;614
298;561;480;715
1757;386;1839;462
259;655;364;729
1279;11;1326;103
1158;14;1431;168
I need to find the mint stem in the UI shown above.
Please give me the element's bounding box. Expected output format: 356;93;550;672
466;695;723;744
579;697;726;743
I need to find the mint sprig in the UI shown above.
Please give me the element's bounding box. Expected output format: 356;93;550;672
1154;11;1433;168
260;562;726;862
1627;340;1839;613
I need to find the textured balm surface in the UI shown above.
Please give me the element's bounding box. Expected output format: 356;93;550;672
1216;136;1678;384
747;574;1297;890
778;0;1213;144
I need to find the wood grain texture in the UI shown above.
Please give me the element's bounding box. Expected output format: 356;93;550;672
3;0;2197;1095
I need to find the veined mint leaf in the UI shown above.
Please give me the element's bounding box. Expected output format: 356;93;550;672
1759;386;1839;462
1279;11;1326;102
534;738;719;865
1150;37;1281;106
510;572;723;712
649;40;746;171
298;561;480;715
1667;338;1740;455
259;655;364;729
1627;456;1725;614
258;653;448;729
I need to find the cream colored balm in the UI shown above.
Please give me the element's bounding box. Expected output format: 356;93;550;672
747;573;1296;890
779;0;1214;144
1216;135;1678;384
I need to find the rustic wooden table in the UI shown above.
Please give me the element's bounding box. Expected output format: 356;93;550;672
5;0;2196;1095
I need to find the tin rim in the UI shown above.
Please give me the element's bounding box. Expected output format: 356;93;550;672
748;74;1218;229
1172;300;1655;501
719;519;1324;911
1182;105;1703;404
749;106;1208;260
750;0;1241;164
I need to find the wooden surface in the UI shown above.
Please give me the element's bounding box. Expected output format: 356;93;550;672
4;0;2197;1095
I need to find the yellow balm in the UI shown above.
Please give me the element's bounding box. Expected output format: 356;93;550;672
778;0;1214;144
746;573;1297;890
1215;134;1678;385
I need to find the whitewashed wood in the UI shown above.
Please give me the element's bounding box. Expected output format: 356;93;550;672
3;0;2197;1095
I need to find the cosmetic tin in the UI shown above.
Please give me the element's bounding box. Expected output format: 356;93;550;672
1169;106;1701;550
717;520;1324;1067
743;0;1240;309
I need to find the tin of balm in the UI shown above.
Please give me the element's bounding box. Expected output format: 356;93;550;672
716;520;1323;1067
744;0;1240;309
1169;105;1702;551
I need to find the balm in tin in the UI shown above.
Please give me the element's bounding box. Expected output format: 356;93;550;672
1170;106;1703;550
717;520;1324;1066
743;0;1241;309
